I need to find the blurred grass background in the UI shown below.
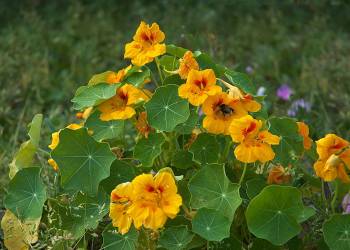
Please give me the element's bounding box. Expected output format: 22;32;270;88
1;0;350;198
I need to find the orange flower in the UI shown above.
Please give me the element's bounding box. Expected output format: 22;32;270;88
229;115;280;163
135;111;153;138
178;51;199;79
229;85;261;112
297;121;312;150
178;69;222;106
124;22;166;66
110;182;134;234
314;134;350;182
76;107;93;120
106;65;132;84
267;165;291;184
98;84;149;121
202;92;247;134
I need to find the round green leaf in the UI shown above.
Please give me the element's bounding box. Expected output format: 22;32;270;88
174;108;199;134
85;111;125;141
158;225;194;250
189;133;220;164
145;84;190;132
323;214;350;250
123;66;151;87
72;83;119;110
246;185;315;246
102;224;139;250
246;178;267;200
101;160;136;194
189;163;241;220
51;128;116;196
4;167;46;220
171;150;194;169
133;132;166;167
192;208;231;242
224;70;255;94
268;117;304;166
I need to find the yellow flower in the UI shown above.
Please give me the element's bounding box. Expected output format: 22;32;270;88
47;123;83;171
135;111;153;138
267;165;291;184
106;65;132;84
229;115;280;163
110;182;134;234
124;21;166;66
202;92;247;134
228;86;261;112
178;51;199;79
297;121;313;150
314;134;350;182
98;84;149;121
178;69;222;106
127;171;182;230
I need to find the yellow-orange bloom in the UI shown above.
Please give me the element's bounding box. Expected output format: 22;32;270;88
76;107;93;120
267;165;291;184
228;85;261;112
98;84;149;121
229;115;280;163
48;123;83;171
202;92;247;134
314;134;350;182
124;22;166;66
106;65;132;84
135;112;153;138
110;182;134;234
178;51;199;79
178;69;222;106
128;171;182;230
297;121;312;150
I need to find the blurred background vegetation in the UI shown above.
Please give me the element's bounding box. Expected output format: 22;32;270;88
1;0;350;201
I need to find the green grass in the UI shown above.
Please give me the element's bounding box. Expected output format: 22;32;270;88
1;0;350;201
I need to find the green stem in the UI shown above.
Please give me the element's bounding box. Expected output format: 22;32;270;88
331;181;339;214
155;57;164;84
239;163;248;185
220;140;232;163
321;181;328;212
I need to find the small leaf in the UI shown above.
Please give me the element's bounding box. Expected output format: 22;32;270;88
145;84;190;132
101;160;136;194
192;208;231;242
85;111;125;141
72;83;119;110
163;74;183;86
225;70;256;94
159;55;179;71
4;167;46;220
189;163;242;220
189;133;220;164
323;214;350;250
195;52;226;77
123;66;151;87
102;224;139;250
246;185;315;246
158;225;194;250
171;150;194;169
9;114;43;178
51;128;116;196
246;178;267;199
174;108;199;134
268;117;304;165
134;132;166;167
166;44;187;58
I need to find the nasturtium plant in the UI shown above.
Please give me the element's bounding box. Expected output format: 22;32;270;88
2;21;349;250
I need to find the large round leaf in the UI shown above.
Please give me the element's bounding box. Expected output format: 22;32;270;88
133;132;166;167
189;163;241;220
189;133;220;164
145;84;190;132
4;167;46;220
246;185;315;246
323;214;350;250
192;208;231;242
51;128;116;196
85;111;125;141
158;225;194;250
102;224;139;250
174;107;198;134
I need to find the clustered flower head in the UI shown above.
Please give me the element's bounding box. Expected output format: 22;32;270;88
109;170;182;234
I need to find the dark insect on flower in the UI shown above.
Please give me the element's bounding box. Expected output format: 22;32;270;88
219;104;234;116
